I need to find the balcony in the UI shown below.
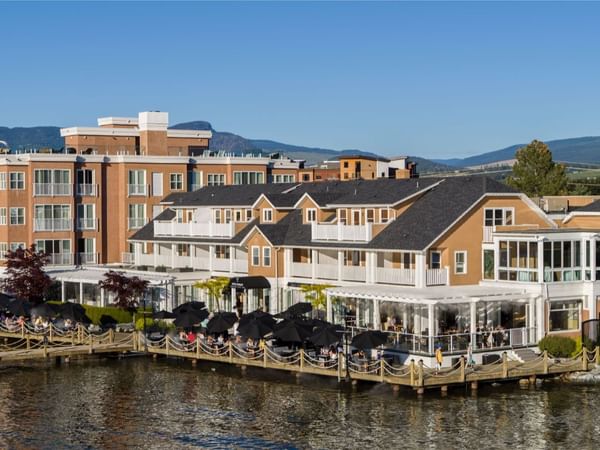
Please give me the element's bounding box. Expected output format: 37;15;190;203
154;221;235;239
426;268;448;286
128;184;147;196
76;218;96;230
47;253;73;265
76;184;97;196
290;262;312;278
233;259;248;273
128;217;147;230
483;226;494;243
375;267;415;286
77;253;98;265
213;258;231;272
311;222;372;242
341;265;366;282
33;183;72;197
122;252;135;265
34;218;72;232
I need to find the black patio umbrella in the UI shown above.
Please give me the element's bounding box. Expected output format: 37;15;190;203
309;325;344;347
351;330;388;350
239;310;276;328
7;299;31;317
153;310;177;320
60;302;91;323
0;293;15;310
98;315;116;327
30;303;57;318
237;317;274;340
173;301;206;315
174;310;207;328
206;312;238;334
275;302;313;319
273;319;313;343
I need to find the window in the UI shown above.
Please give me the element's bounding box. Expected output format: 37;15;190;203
207;173;225;186
214;210;222;224
483;249;495;280
344;250;364;266
0;242;7;259
549;300;581;332
306;208;317;223
245;209;253;222
170;173;183;191
498;240;538;282
9;207;25;225
10;242;25;252
0;208;5;225
76;169;95;196
9;172;24;190
215;245;230;259
273;174;295;183
233;171;264;185
34;205;71;231
455;251;467;274
234;209;243;222
188;171;202;191
484;208;514;226
77;204;95;230
262;208;273;223
343;161;349;168
430;251;441;269
380;208;389;223
263;247;271;267
338;209;347;225
128;204;146;229
251;246;260;266
542;240;582;282
36;239;70;255
365;209;375;223
128;170;146;195
224;209;232;224
0;173;6;190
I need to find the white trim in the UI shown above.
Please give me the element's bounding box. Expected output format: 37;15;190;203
251;246;261;267
306;208;317;223
563;210;600;224
167;129;212;139
262;246;272;267
60;127;139;137
250;193;277;209
262;208;273;223
454;250;467;275
97;117;138;126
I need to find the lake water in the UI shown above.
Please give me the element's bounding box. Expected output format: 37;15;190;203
0;357;599;449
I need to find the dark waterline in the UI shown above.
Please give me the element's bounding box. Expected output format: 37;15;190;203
0;358;599;449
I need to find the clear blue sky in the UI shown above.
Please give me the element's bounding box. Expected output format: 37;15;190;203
1;1;600;159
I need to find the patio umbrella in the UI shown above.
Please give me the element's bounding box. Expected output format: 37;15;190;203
98;315;116;327
60;302;91;324
154;310;176;320
7;299;31;317
173;301;206;315
237;317;274;340
0;293;15;310
351;330;388;350
174;311;207;328
309;325;344;347
206;312;238;334
31;303;57;318
239;310;276;328
273;319;313;343
275;302;312;319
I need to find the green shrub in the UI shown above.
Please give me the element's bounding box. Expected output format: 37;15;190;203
538;335;577;358
134;318;175;332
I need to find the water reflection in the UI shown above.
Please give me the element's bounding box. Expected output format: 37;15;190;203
0;359;599;449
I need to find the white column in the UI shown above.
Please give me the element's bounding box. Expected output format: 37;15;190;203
494;238;501;281
536;295;545;341
427;303;435;354
591;239;597;281
231;287;236;313
537;239;545;283
153;245;158;267
337;250;343;282
79;282;84;305
283;248;292;278
373;299;380;330
415;253;426;288
209;245;215;272
229;246;234;273
470;300;477;347
189;244;194;269
311;249;317;280
100;288;105;307
326;292;332;322
61;280;66;302
171;244;176;268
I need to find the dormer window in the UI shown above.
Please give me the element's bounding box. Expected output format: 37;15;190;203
338;209;347;224
306;208;317;223
366;209;375;223
262;208;273;223
380;208;389;223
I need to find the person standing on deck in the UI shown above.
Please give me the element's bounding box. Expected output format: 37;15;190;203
435;346;443;373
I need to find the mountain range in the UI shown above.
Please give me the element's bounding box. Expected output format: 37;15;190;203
2;121;600;173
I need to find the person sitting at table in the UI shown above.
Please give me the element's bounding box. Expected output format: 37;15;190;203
64;318;73;331
186;330;196;345
258;338;265;352
178;330;188;343
34;316;44;331
328;346;337;361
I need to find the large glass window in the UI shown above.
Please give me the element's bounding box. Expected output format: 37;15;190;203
233;171;264;185
128;170;146;195
207;174;225;186
543;240;582;282
483;249;495;280
128;204;146;229
549;300;581;332
498;240;538;282
9;172;24;190
9;207;25;225
484;208;514;226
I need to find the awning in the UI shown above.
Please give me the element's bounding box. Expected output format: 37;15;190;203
228;276;271;290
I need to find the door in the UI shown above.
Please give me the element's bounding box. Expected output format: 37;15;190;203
352;209;361;225
152;173;163;197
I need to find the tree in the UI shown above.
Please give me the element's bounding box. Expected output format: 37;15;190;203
1;244;52;304
99;271;149;310
506;140;568;197
300;283;333;311
194;277;230;311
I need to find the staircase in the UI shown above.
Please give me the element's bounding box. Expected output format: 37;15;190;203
511;348;539;363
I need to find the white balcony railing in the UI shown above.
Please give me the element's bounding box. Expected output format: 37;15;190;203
76;217;96;230
128;217;147;230
77;253;98;264
290;262;312;278
213;258;231;272
426;268;448;286
233;259;248;273
47;253;73;265
483;226;494;243
33;183;72;196
320;264;339;280
76;184;97;196
154;221;235;239
311;222;372;242
128;184;147;196
34;218;72;232
122;252;135;264
341;265;366;282
375;267;415;285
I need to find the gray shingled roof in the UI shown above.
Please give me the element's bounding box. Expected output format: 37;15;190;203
574;199;600;213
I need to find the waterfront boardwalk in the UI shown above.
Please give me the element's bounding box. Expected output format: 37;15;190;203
1;324;597;391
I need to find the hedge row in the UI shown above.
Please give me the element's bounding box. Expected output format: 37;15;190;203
538;335;577;358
